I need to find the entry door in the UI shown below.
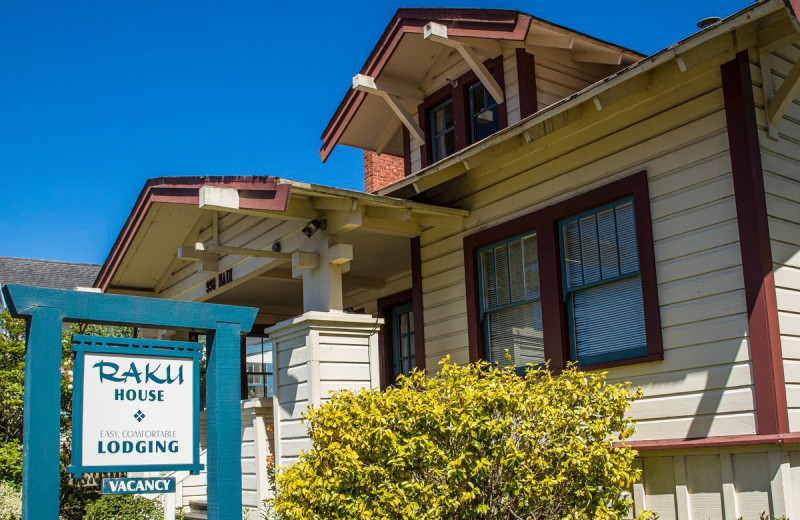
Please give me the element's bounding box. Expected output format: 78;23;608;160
390;302;415;379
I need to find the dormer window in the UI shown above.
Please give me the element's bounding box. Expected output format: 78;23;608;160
469;82;499;143
430;98;456;162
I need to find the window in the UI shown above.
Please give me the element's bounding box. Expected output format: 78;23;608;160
478;233;544;369
429;98;456;162
417;57;506;168
390;303;415;379
244;335;272;398
469;82;499;143
559;198;647;365
464;171;662;371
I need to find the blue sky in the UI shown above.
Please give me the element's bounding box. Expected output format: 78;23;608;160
0;0;752;265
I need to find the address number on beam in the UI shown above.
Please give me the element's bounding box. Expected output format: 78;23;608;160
206;268;233;293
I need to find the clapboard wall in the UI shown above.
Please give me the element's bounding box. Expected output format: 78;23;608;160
759;42;800;432
410;35;756;442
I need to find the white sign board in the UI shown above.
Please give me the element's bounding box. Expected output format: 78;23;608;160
77;351;197;469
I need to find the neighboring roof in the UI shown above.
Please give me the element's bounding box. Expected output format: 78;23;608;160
319;7;644;162
0;257;100;291
377;0;800;198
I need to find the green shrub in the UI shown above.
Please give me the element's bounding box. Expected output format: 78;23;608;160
0;481;21;520
84;494;163;520
269;359;649;520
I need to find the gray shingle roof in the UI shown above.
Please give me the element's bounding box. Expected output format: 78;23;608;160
0;257;100;291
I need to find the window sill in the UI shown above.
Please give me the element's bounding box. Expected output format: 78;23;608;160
575;352;663;372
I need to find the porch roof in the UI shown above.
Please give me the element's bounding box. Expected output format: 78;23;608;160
96;175;467;317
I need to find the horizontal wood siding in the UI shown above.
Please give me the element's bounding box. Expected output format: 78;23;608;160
759;43;800;432
632;445;800;520
417;49;756;441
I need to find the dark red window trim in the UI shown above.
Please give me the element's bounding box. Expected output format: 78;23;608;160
516;48;538;120
377;289;414;390
418;56;507;168
721;51;788;435
463;171;663;371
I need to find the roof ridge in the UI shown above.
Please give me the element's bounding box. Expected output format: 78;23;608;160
0;257;100;268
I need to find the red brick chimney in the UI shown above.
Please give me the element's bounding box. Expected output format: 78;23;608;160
363;151;405;192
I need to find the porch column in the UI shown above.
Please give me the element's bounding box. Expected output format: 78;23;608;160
267;312;382;467
292;230;353;313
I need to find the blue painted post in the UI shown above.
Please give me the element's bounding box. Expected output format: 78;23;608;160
21;307;63;520
205;321;243;520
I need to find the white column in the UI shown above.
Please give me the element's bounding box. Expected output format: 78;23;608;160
292;230;352;313
268;312;382;467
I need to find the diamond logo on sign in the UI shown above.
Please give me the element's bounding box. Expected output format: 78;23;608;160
134;410;146;422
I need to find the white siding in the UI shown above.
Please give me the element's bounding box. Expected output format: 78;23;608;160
415;49;756;441
759;42;800;431
633;446;799;520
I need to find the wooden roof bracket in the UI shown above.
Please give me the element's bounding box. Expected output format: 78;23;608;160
763;49;800;140
352;74;425;142
423;21;505;103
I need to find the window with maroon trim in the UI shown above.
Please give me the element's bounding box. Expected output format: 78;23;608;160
464;171;663;371
377;290;417;389
419;57;506;168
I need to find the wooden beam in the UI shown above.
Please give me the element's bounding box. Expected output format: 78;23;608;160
327;243;353;265
423;21;505;103
767;57;800;129
342;274;385;289
199;243;292;261
353;74;425;142
257;268;300;283
572;50;623;65
375;121;400;156
177;245;219;273
360;216;421;237
326;209;363;235
526;35;574;49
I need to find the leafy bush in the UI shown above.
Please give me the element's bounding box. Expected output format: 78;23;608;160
0;481;21;520
269;359;648;520
84;494;163;520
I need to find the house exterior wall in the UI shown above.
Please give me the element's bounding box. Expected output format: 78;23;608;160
406;49;603;175
760;42;800;431
413;37;755;442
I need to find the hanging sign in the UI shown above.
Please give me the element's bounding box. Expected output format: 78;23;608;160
68;335;203;476
102;477;176;495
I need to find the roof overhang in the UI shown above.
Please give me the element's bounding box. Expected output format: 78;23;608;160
376;0;800;198
97;175;469;297
319;8;643;162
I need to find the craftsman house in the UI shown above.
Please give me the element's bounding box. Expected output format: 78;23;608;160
96;1;800;518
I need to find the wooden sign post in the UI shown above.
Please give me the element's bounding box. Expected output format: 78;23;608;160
1;284;257;520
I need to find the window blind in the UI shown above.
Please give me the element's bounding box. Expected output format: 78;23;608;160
479;233;543;367
561;198;647;364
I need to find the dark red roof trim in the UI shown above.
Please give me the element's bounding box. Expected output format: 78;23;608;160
95;176;290;292
319;9;532;162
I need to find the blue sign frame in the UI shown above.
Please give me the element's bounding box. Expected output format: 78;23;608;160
69;335;204;477
2;284;257;520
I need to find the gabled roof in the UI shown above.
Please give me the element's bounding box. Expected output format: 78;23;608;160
375;0;800;198
0;257;100;291
319;7;643;161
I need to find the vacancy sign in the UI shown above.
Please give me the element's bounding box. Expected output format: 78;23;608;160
69;335;202;476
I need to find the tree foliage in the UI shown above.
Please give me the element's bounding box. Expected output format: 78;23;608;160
0;310;133;518
84;494;163;520
269;359;648;520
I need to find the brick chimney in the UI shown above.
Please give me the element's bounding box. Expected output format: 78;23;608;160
363;151;405;192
